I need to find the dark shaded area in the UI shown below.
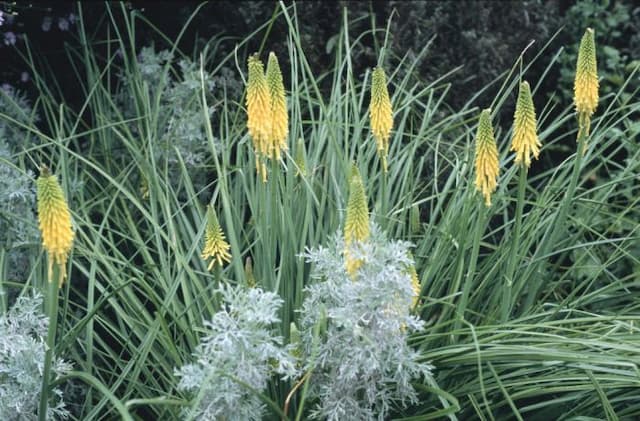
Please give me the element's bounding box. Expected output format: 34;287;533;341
2;1;638;110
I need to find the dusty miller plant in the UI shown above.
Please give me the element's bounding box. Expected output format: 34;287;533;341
117;47;229;200
0;85;40;284
299;223;433;420
175;283;298;421
0;293;71;420
0;84;39;153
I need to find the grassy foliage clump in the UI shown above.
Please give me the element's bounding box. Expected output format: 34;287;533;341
0;2;639;420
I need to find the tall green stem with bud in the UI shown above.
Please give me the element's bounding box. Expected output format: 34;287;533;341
504;81;540;320
36;166;74;421
523;28;598;311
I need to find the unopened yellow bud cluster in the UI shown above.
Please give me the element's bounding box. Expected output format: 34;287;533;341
344;165;370;277
574;28;599;147
369;67;393;172
246;52;288;182
474;109;499;207
201;206;231;270
574;28;599;120
511;81;541;168
471;29;598;205
36;166;74;286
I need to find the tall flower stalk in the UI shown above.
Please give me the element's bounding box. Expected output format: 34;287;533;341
35;165;74;421
460;109;499;329
523;28;599;312
504;81;540;320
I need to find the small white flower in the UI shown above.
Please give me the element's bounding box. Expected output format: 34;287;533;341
4;31;16;46
58;17;69;31
41;16;52;32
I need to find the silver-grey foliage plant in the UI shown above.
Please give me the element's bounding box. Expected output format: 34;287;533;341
117;47;241;201
299;224;433;420
0;85;40;285
175;284;298;421
0;294;71;420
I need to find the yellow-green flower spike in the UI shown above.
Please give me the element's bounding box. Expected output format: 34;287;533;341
410;204;421;235
294;138;306;177
289;322;303;361
369;67;393;172
266;52;288;161
511;81;541;168
406;253;421;309
139;175;150;200
201;206;231;270
244;256;256;288
36;165;74;286
246;54;271;163
574;28;599;119
474;109;500;207
344;165;370;245
344;165;370;277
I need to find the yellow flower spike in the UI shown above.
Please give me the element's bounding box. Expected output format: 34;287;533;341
474;109;500;207
344;165;370;277
36;165;74;287
201;206;231;270
246;54;271;161
574;28;599;120
511;81;541;168
369;67;393;172
266;52;288;161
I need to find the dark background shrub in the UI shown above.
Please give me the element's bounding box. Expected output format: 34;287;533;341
1;1;637;119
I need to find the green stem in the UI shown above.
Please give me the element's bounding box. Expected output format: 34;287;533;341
0;248;6;314
503;164;527;321
457;203;487;331
523;116;587;311
443;193;473;333
39;264;60;421
380;166;387;227
199;59;244;284
270;157;280;293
